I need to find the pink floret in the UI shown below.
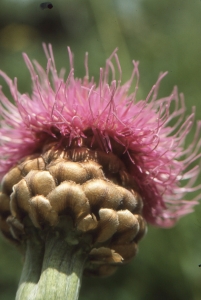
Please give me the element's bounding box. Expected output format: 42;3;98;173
0;44;201;227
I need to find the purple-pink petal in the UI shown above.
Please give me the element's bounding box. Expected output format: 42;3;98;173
0;44;201;227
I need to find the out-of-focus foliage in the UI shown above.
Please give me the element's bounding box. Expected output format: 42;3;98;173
0;0;201;299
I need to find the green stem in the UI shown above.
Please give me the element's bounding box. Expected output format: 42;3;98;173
15;230;44;299
16;232;87;300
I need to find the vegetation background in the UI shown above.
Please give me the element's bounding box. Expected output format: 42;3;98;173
0;0;201;299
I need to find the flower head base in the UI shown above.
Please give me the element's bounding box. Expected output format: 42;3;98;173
0;44;201;228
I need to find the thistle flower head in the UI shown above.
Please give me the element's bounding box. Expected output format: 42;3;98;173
0;44;200;228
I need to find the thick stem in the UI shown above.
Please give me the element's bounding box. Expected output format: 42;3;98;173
16;232;87;300
15;229;44;299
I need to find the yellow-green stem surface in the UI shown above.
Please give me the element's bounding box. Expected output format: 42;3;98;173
16;232;86;300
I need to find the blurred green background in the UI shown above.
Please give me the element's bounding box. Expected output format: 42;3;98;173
0;0;201;299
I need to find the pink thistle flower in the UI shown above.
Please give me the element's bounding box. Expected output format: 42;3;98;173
0;44;201;228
